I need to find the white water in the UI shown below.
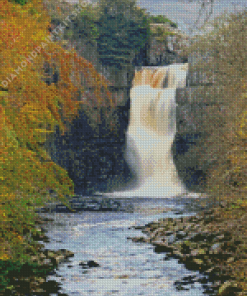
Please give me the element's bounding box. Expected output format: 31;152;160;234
109;63;189;197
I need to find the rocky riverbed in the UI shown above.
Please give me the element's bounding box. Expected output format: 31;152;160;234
34;197;219;296
36;195;136;214
4;196;246;296
130;202;247;296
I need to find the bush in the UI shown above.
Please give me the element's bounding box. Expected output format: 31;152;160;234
10;0;28;5
0;260;54;292
148;15;177;28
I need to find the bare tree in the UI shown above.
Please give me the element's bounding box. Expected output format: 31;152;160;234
187;0;215;33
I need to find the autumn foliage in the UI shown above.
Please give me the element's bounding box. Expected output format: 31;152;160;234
0;0;114;264
184;10;247;201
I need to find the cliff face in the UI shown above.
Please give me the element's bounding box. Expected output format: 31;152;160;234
173;64;212;192
45;99;132;195
46;23;204;195
147;24;189;66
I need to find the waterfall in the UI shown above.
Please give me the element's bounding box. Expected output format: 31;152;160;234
107;63;188;197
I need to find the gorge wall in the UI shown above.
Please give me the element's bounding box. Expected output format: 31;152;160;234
46;23;205;195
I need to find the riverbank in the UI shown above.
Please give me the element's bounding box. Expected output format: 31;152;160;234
2;197;246;296
131;199;247;296
0;216;73;296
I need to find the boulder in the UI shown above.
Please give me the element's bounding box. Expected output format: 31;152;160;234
79;260;100;268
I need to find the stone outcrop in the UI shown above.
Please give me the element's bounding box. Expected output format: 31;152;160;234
45;100;132;195
146;23;189;66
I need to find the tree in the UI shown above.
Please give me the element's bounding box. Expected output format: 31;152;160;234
186;0;215;33
0;0;114;265
96;0;150;69
184;9;247;200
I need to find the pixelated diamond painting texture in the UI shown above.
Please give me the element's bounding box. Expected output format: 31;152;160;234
1;0;247;295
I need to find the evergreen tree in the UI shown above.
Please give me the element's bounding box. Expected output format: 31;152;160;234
97;0;149;69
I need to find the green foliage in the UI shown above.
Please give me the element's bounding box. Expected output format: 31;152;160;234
97;0;150;69
0;260;54;291
148;14;177;28
10;0;28;5
150;25;176;41
63;4;100;42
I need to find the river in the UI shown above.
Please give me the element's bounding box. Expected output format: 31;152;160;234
41;197;213;296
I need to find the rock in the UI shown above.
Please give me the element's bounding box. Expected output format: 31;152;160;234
31;255;39;262
79;260;100;268
59;249;74;258
172;249;183;258
205;267;215;274
167;234;177;244
210;243;221;254
184;257;205;271
218;281;234;295
39;253;46;260
46;251;56;258
115;275;129;279
193;258;204;266
153;241;174;252
42;258;52;266
165;231;174;236
226;257;235;263
130;236;149;243
191;248;206;257
87;260;100;268
176;231;187;239
55;255;65;264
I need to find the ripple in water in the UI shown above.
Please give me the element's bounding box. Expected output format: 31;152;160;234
43;198;208;296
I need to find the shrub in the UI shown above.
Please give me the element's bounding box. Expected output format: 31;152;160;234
148;15;177;28
10;0;28;5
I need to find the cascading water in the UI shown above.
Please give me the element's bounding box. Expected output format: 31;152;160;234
110;63;188;197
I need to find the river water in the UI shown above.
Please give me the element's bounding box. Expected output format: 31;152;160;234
42;197;211;296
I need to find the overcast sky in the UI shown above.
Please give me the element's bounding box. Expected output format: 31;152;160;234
66;0;247;35
136;0;247;35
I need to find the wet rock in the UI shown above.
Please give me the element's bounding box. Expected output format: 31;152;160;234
42;258;52;266
130;236;149;243
210;243;221;254
175;211;183;215
132;226;145;230
115;275;129;279
226;257;235;263
172;249;183;258
184;257;205;271
176;231;187;239
59;249;74;259
79;260;100;268
40;280;61;294
165;231;174;236
190;248;206;257
153;241;174;253
167;234;177;244
218;281;235;295
55;255;65;264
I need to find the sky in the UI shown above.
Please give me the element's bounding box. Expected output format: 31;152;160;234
136;0;247;35
66;0;247;35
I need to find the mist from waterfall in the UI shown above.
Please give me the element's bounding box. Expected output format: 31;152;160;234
108;63;188;197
